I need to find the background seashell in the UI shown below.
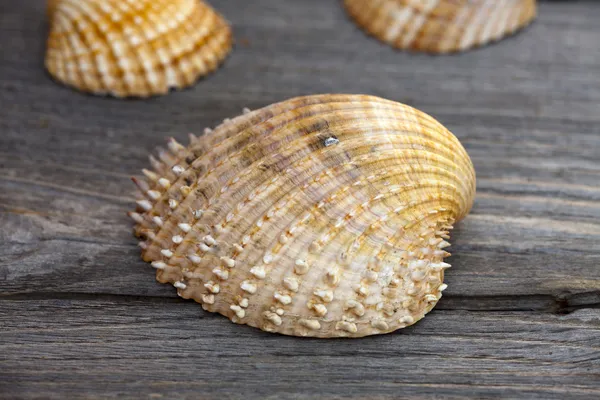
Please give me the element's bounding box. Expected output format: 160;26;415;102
130;94;476;338
343;0;537;53
46;0;232;97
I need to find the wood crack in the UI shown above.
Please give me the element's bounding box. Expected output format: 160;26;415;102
0;176;134;203
1;292;598;314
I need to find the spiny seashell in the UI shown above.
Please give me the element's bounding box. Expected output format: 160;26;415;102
130;94;476;338
46;0;232;97
343;0;536;53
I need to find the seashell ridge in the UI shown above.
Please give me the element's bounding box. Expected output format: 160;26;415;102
130;94;476;338
45;0;232;97
344;0;537;53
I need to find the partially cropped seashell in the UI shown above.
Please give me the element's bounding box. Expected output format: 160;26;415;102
130;94;476;338
45;0;232;97
344;0;536;53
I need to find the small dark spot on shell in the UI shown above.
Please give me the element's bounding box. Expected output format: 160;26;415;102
192;148;204;157
194;186;212;202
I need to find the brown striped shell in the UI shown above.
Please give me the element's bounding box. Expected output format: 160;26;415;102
45;0;232;97
344;0;537;53
130;94;476;338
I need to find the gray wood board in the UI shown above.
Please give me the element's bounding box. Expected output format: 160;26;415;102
1;0;599;398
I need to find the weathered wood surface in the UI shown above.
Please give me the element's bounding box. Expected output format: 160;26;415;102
1;0;599;398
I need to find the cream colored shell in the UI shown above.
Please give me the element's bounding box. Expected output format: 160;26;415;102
130;94;476;338
45;0;232;97
344;0;536;53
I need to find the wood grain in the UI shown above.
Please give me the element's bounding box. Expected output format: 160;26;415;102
1;0;600;398
2;298;599;399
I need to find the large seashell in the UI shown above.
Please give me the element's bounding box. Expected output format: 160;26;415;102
343;0;537;53
45;0;232;97
130;94;476;338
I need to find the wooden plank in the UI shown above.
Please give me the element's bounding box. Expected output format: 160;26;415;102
1;0;600;299
1;298;599;399
1;0;600;398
